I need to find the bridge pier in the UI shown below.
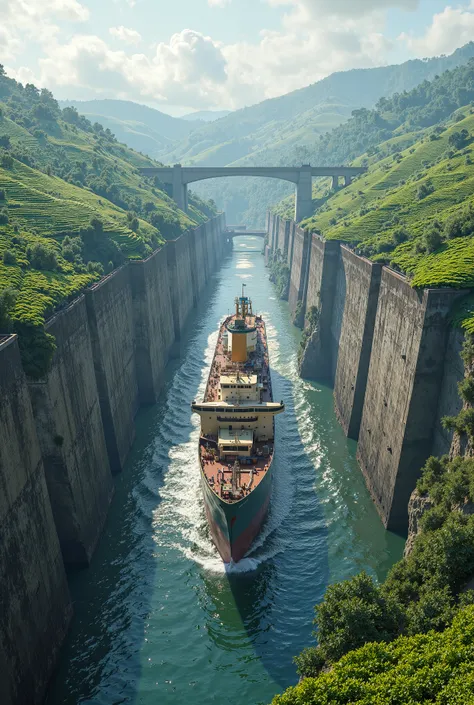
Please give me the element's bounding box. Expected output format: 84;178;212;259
295;165;313;222
138;164;367;219
172;164;188;213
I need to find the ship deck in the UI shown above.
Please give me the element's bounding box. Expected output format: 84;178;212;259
200;439;272;500
201;314;274;503
204;315;272;403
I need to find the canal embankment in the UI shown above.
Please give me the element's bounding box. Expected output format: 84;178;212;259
0;214;227;705
266;212;465;534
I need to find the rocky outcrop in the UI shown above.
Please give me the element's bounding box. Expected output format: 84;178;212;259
404;490;433;556
299;327;324;379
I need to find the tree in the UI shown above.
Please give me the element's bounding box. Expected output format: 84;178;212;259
0;134;11;149
314;572;403;664
0;287;17;331
424;224;443;253
448;129;470;150
26;242;58;270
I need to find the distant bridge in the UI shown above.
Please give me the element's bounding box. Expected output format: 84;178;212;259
139;164;367;222
226;228;266;238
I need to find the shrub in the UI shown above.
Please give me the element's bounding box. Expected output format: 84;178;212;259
15;322;56;379
26;242;58;271
293;647;324;679
443;408;474;439
272;606;474;705
392;227;408;245
1;154;14;168
416;181;434;200
0;287;18;331
3;249;16;265
424;226;443;253
314;572;403;664
0;208;9;225
459;376;474;404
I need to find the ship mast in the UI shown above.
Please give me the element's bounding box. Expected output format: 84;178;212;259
231;431;241;493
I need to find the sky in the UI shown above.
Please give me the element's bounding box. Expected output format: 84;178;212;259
2;0;474;115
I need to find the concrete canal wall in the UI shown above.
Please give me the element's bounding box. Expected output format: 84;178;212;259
267;212;465;532
0;213;226;705
0;335;72;705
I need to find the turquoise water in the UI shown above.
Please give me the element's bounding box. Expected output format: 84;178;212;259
46;237;404;705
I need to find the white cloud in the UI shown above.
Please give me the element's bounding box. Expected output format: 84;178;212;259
208;0;231;6
109;25;142;44
0;0;89;63
37;30;229;107
400;4;474;57
266;0;419;17
3;0;472;111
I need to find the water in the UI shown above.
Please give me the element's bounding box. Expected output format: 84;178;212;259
47;236;404;705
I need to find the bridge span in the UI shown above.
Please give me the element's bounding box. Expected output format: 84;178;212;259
139;163;367;222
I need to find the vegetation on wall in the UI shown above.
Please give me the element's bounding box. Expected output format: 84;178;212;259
268;249;290;300
297;305;319;363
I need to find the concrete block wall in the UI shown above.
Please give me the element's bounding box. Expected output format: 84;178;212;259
432;328;465;456
0;335;72;705
85;266;139;475
194;224;210;295
357;273;461;531
288;225;311;316
334;248;382;439
287;220;296;272
130;247;175;406
276;219;290;258
266;213;466;534
167;232;197;336
300;235;341;382
0;214;226;705
27;297;113;566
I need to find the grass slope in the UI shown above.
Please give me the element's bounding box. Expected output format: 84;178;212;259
297;109;474;288
0;72;215;376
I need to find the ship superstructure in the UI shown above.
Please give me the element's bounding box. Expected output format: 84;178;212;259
192;288;284;562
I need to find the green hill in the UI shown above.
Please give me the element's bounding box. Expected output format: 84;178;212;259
59;99;194;141
271;59;474;329
167;43;474;225
0;69;215;377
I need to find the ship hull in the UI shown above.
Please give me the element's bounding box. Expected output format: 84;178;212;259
201;461;272;563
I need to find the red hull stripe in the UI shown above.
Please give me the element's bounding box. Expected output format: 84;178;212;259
204;492;271;563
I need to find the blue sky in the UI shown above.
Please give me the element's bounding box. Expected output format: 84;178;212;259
3;1;474;114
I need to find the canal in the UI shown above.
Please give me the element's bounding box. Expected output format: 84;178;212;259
46;235;404;705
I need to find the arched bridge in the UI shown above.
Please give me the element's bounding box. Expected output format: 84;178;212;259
138;164;367;222
226;227;266;238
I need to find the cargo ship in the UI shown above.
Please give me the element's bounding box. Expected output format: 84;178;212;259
192;288;284;563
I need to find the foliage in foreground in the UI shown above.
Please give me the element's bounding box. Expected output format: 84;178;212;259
293;513;474;680
274;605;474;705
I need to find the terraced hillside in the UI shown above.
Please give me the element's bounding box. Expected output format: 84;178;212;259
271;61;474;329
176;44;474;225
0;68;216;377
